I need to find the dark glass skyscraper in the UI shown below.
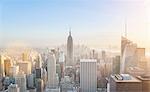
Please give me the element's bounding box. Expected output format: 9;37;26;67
66;31;73;66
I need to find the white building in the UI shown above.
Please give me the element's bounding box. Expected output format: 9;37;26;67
80;59;97;92
15;71;26;92
8;84;20;92
47;52;57;88
0;55;5;77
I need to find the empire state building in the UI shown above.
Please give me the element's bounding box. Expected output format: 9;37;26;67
66;31;73;66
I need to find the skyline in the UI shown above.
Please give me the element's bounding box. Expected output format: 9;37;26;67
0;0;149;49
1;1;150;91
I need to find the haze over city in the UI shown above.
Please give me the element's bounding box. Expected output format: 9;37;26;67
0;0;150;92
0;0;149;50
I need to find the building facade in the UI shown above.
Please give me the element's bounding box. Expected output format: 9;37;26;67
110;75;142;92
47;52;57;88
8;84;20;92
0;55;5;77
66;31;73;66
15;71;26;92
80;59;97;92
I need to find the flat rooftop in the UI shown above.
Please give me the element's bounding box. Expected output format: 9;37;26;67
80;59;97;63
111;75;141;83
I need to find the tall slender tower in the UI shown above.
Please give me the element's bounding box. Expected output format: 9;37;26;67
47;52;56;88
66;30;73;66
0;55;5;77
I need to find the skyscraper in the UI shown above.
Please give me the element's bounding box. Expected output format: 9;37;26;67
22;52;29;61
27;74;35;88
112;56;120;74
35;78;44;92
36;68;42;78
4;58;12;76
15;71;26;92
35;54;42;69
80;59;97;92
0;55;5;77
66;31;73;66
59;51;65;78
120;37;137;73
121;37;129;56
47;52;57;88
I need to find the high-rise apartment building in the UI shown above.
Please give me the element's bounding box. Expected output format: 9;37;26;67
4;58;12;76
35;78;44;92
80;59;97;92
35;54;42;69
27;74;35;88
112;56;120;74
0;55;5;77
47;52;57;88
15;71;26;92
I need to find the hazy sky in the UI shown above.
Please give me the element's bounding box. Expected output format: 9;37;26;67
0;0;149;49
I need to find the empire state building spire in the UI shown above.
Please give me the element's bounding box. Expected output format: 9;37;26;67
66;29;73;66
69;27;71;36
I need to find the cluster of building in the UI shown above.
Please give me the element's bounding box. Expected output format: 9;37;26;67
0;32;150;92
0;50;60;92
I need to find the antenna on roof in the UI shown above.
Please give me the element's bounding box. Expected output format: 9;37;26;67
69;27;71;36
